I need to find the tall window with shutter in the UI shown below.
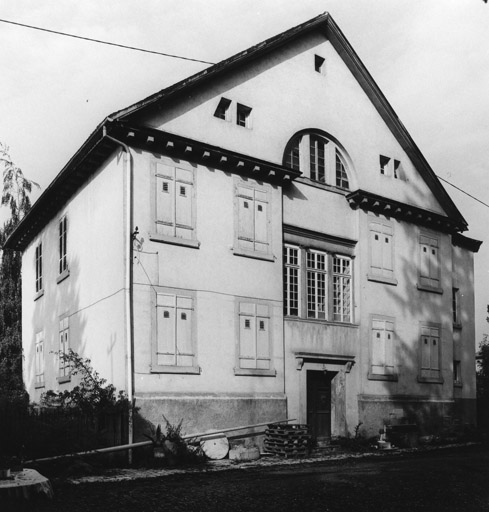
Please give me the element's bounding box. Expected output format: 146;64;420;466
368;220;395;284
419;324;442;382
234;181;271;259
59;216;68;275
152;161;197;247
235;302;275;376
370;317;396;379
58;317;70;382
153;291;198;373
35;331;45;388
418;234;440;291
35;242;43;294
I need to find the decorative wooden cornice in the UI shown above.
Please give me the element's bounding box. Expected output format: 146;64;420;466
451;233;482;253
346;189;465;234
284;224;356;248
109;120;300;185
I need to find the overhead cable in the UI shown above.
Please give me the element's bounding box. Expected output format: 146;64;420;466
0;18;215;65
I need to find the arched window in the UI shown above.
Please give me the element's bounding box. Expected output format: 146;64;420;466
284;132;350;190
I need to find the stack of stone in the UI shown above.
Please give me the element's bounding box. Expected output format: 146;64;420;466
264;424;311;458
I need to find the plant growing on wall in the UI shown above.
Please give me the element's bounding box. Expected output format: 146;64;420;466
41;350;129;413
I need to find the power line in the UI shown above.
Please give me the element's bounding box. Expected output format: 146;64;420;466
0;18;215;65
437;175;489;209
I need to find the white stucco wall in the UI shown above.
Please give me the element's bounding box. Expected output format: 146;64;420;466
22;151;127;401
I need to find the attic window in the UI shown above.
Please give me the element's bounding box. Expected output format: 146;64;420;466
237;103;252;128
314;55;325;74
214;97;231;121
380;155;403;179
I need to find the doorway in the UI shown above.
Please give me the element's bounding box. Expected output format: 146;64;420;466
307;370;335;445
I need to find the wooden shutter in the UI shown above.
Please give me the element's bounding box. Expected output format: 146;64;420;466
256;304;270;370
155;163;175;237
254;190;268;253
156;294;176;365
176;296;193;366
237;186;255;251
175;167;193;239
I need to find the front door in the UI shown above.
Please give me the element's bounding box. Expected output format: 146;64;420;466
307;370;333;445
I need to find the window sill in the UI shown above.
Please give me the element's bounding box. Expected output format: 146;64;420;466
453;322;462;330
56;269;70;284
35;381;45;389
232;248;275;262
151;365;201;375
367;274;398;286
416;283;443;294
296;177;350;195
57;376;71;384
234;368;277;377
34;289;44;301
284;316;359;329
149;233;200;249
368;372;398;382
417;375;444;384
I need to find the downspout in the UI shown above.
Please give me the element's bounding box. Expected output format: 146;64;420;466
103;125;134;461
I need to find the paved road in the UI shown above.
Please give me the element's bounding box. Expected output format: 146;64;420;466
27;445;489;511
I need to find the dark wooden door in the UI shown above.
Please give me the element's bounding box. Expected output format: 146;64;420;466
307;370;333;444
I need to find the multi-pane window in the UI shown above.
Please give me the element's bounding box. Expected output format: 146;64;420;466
420;325;441;381
333;256;352;322
237;302;271;371
371;318;395;376
35;243;43;293
235;183;270;256
307;251;327;319
369;220;394;282
419;234;440;290
154;163;194;241
155;293;194;368
283;245;353;323
284;132;350;190
309;135;326;183
59;217;67;274
336;152;349;189
35;331;45;387
284;246;300;316
58;317;70;380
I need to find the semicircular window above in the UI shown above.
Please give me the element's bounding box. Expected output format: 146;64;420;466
284;132;350;190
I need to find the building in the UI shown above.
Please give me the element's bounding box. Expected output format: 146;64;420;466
4;13;481;443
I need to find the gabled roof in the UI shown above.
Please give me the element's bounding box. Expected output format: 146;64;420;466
111;12;467;230
4;12;468;252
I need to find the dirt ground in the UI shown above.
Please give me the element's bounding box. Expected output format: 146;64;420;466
7;444;489;512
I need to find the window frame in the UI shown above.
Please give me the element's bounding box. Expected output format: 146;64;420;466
58;316;71;384
151;288;200;374
149;158;200;249
234;299;276;377
284;132;351;190
214;97;232;121
418;322;443;384
453;359;462;387
368;315;397;381
452;287;461;328
367;218;397;286
314;54;326;75
236;103;252;129
35;331;45;388
283;245;354;324
417;232;442;294
233;178;273;261
35;241;44;299
56;216;70;284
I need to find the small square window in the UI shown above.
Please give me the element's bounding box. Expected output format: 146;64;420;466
214;97;231;121
162;182;169;193
245;319;251;329
257;205;263;212
181;313;187;320
244;201;249;209
237;103;252;128
164;311;170;318
314;55;325;74
259;320;265;331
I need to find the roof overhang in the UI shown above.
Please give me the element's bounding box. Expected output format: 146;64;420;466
3;119;300;252
451;232;482;253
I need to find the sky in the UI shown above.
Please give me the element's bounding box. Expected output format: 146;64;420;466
1;0;488;341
